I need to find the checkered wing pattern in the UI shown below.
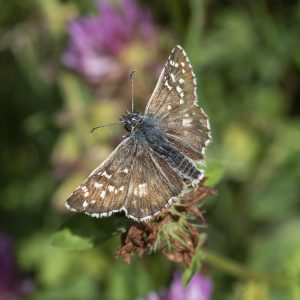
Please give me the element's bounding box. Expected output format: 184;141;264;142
145;45;211;161
66;137;184;221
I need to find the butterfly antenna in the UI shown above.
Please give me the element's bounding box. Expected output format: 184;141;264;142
90;122;122;134
130;70;136;112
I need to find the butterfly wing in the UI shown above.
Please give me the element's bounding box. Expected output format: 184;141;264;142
66;137;184;221
125;144;184;221
145;45;211;161
66;137;137;218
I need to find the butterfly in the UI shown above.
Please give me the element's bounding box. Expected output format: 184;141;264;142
65;45;211;222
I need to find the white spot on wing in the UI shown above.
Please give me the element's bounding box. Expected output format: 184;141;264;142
100;191;106;198
167;105;172;110
164;79;172;91
180;99;184;104
65;202;77;212
121;168;129;174
91;213;100;218
206;119;211;130
134;183;148;197
183;118;193;127
94;182;103;188
108;185;115;192
139;183;148;197
84;191;89;198
83;200;88;208
176;86;182;93
205;139;211;147
170;73;176;82
101;171;112;179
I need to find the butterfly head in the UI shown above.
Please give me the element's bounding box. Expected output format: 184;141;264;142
120;112;142;132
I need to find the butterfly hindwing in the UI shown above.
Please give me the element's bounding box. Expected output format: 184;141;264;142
125;144;184;220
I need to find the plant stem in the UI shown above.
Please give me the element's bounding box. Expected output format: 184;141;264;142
201;248;288;287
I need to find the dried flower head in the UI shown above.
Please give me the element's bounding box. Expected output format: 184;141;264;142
115;182;217;265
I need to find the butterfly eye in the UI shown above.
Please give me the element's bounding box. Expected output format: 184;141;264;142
125;124;132;132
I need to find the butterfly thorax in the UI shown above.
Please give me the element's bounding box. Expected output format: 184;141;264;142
120;112;142;132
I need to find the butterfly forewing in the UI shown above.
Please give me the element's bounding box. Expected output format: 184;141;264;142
66;138;136;217
145;45;211;161
145;45;197;115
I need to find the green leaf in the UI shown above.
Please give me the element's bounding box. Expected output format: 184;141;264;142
204;160;224;187
52;228;94;251
182;233;206;286
51;214;132;250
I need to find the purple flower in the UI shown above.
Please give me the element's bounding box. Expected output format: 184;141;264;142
62;0;156;84
0;233;16;295
166;272;213;300
0;233;34;300
140;272;213;300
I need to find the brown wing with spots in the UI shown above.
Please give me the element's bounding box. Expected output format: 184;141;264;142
65;137;137;218
145;45;211;161
65;138;184;221
125;147;184;221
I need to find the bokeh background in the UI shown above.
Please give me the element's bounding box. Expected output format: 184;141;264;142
1;0;300;299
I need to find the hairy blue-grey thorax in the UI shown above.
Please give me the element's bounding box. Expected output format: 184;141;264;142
120;113;163;136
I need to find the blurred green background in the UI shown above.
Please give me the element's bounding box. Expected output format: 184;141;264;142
1;0;300;299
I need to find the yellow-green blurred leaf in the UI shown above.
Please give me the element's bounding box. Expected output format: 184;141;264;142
204;160;224;187
52;228;94;251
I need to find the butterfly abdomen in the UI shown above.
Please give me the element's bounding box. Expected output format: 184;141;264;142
149;139;202;182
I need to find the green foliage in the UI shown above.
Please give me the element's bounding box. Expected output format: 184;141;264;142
204;160;224;187
52;228;94;251
52;215;132;250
